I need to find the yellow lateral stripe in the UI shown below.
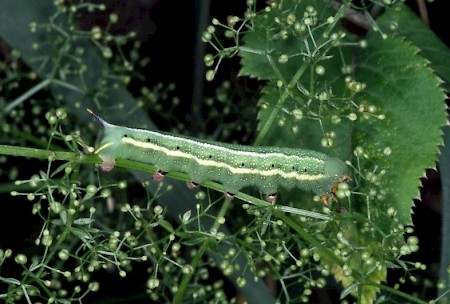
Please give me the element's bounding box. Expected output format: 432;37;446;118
95;142;114;154
122;137;326;181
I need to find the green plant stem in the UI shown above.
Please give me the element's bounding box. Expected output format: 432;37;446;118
0;182;35;194
4;79;51;113
173;199;233;304
365;282;428;304
13;176;78;301
0;144;86;162
8;127;61;150
0;144;328;220
274;210;343;266
253;63;309;146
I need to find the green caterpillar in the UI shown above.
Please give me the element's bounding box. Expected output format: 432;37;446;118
88;109;348;202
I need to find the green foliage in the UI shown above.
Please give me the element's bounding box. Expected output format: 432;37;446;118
355;31;446;224
203;0;448;303
0;0;448;303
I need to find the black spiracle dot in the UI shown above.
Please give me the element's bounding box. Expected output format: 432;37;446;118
209;155;212;159
304;168;308;173
176;146;180;150
241;163;245;167
271;164;275;168
292;166;295;170
123;134;128;138
146;138;151;142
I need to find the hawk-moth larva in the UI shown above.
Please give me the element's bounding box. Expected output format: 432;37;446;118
88;109;348;202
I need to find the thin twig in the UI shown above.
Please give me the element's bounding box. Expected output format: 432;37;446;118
416;0;429;26
329;1;372;30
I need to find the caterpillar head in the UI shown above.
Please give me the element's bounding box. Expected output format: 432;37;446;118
325;157;350;184
87;109;122;171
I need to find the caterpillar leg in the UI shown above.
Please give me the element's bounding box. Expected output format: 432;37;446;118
320;192;339;205
266;193;277;204
225;192;235;200
186;181;199;189
322;176;352;205
100;160;116;172
320;194;332;205
152;170;167;182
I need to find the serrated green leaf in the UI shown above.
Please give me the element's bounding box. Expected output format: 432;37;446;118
375;11;450;282
377;4;450;92
354;33;446;225
239;3;446;302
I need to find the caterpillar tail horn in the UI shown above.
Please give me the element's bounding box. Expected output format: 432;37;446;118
87;108;110;127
